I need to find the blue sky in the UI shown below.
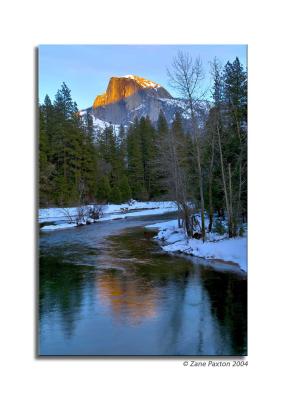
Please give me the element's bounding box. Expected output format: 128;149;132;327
39;45;247;110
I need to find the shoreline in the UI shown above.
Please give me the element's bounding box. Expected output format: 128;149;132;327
145;219;247;273
39;201;177;231
38;201;247;273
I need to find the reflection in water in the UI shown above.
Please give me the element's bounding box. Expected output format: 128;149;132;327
97;272;158;324
200;268;247;354
39;216;247;356
40;255;95;339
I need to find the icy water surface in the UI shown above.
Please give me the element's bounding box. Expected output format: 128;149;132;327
39;213;247;356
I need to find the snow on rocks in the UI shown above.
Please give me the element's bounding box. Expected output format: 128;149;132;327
91;116;121;135
146;219;247;272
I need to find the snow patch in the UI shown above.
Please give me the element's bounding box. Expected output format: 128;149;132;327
130;104;145;112
92;117;121;135
41;223;77;231
146;219;247;272
122;75;161;89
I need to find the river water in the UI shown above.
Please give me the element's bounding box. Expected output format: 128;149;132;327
39;213;247;356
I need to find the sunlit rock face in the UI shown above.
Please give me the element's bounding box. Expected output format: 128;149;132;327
90;75;182;125
93;75;172;108
80;75;194;129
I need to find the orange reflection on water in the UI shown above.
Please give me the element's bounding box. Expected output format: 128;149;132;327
97;273;158;325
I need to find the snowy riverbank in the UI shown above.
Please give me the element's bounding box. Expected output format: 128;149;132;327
39;203;247;272
146;219;247;272
39;201;177;231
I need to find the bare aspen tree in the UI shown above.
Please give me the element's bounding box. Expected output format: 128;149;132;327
161;121;192;236
168;51;206;241
216;123;229;217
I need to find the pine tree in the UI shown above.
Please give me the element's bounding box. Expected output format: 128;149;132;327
109;185;122;204
153;111;169;197
80;112;98;202
223;57;247;124
117;125;128;175
119;175;132;202
157;110;168;136
39;105;50;205
39;82;100;206
54;82;78;120
96;176;111;202
222;57;247;230
51;83;82;203
138;117;153;197
127;120;146;200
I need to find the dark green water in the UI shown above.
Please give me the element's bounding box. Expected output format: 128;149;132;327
39;214;247;356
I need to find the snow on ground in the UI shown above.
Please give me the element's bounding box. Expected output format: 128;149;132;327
100;205;177;221
39;201;177;231
146;219;247;272
40;223;78;231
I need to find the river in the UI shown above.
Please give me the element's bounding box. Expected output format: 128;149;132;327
39;213;247;356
